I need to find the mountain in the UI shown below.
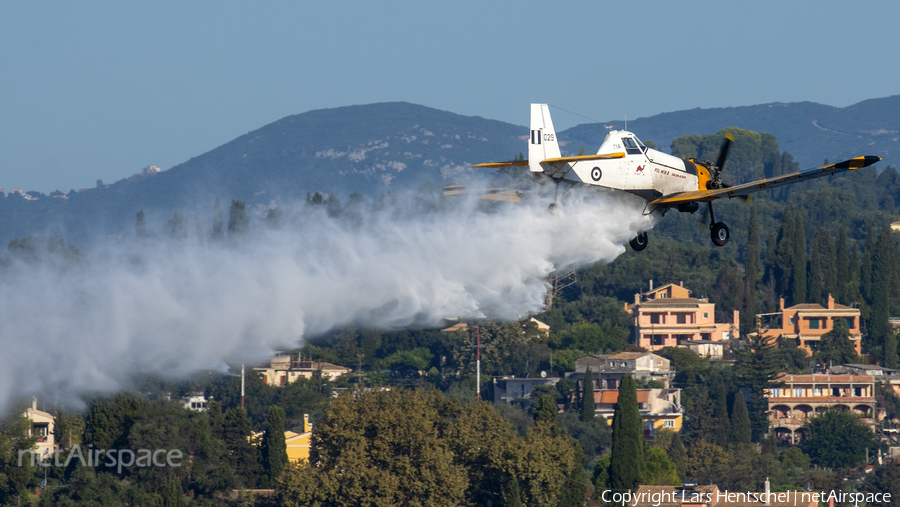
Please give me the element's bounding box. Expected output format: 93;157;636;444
560;95;900;169
0;102;524;244
1;97;898;246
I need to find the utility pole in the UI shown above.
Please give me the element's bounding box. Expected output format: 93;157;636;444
476;326;481;402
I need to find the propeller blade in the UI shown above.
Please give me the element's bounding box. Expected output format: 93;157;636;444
715;134;734;173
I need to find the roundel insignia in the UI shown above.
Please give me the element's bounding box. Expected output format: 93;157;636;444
591;167;602;181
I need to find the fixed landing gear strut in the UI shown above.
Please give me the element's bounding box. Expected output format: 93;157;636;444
706;201;730;247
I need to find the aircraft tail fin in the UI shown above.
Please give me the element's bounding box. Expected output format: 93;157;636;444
528;104;561;173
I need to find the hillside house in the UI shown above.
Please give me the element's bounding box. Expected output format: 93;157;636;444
254;355;351;386
492;375;559;407
568;352;673;388
756;295;862;356
768;373;877;444
285;414;313;463
588;387;682;438
25;399;55;457
629;281;738;351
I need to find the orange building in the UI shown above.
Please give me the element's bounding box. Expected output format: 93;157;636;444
756;295;861;356
629;281;739;351
285;414;314;463
768;374;876;445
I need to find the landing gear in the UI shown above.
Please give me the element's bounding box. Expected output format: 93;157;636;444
711;222;730;246
704;201;730;247
630;231;649;251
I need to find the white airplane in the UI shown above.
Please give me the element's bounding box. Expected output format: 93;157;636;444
465;104;880;251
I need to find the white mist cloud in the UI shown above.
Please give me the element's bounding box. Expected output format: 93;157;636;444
0;186;654;415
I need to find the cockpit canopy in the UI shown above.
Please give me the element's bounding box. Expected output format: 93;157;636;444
598;130;647;155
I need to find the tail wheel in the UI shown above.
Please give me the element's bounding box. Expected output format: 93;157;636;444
711;222;730;246
630;231;649;251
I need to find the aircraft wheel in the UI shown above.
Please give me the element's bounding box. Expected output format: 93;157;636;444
629;231;649;251
711;222;730;247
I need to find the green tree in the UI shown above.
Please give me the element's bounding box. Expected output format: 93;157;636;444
211;197;224;240
735;335;784;441
713;384;730;447
870;225;896;367
742;204;761;335
685;440;733;486
135;210;147;237
813;318;860;366
792;212;807;304
608;375;644;492
531;394;559;432
580;366;595;423
801;408;877;469
261;405;288;484
227;199;249;234
835;226;850;304
644;447;680;486
730;391;751;445
222;407;262;488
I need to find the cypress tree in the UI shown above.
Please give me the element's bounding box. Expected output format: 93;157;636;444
792;212;807;304
871;225;895;367
861;221;876;304
774;208;794;303
836;227;850;304
808;240;822;306
731;391;752;444
135;210;147;238
743;205;761;334
713;384;730;447
211;197;224;240
581;366;595;422
609;375;644;492
228;199;249;234
262;405;288;482
666;432;686;481
849;244;862;305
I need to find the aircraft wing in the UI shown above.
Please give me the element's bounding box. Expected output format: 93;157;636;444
470;152;625;168
650;155;881;206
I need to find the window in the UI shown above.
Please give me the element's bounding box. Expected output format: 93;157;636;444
772;388;781;398
664;420;675;428
623;138;642;155
702;312;709;320
794;388;803;397
657;360;663;365
651;335;664;346
650;313;661;324
788;315;796;326
677;313;687;324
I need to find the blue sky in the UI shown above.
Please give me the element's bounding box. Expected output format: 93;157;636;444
2;1;898;193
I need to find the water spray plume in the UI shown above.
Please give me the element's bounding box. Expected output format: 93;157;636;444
0;187;653;415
